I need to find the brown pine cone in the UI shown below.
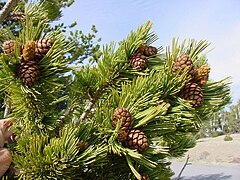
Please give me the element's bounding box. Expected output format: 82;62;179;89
172;54;195;79
179;82;204;108
35;38;54;59
18;61;40;86
126;129;148;152
112;107;133;131
130;52;148;70
2;40;21;56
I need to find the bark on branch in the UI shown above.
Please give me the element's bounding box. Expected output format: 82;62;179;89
74;72;121;127
177;155;191;180
74;100;94;127
0;0;19;23
4;99;11;118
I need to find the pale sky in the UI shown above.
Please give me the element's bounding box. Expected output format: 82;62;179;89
58;0;240;103
59;0;240;104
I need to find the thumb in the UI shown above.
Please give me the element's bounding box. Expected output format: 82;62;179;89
0;148;12;177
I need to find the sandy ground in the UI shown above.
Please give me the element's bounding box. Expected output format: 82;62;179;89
173;134;240;164
170;134;240;179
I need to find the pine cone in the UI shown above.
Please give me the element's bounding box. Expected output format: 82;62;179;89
143;45;158;57
22;40;36;61
35;38;54;59
179;82;204;108
117;128;129;142
8;12;25;22
126;129;148;152
112;107;133;131
130;52;148;70
172;54;195;79
18;61;40;86
136;44;146;54
192;64;211;86
137;44;158;57
2;40;20;56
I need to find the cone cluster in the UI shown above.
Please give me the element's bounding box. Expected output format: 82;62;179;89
2;38;53;86
129;44;158;70
112;107;148;152
172;54;211;108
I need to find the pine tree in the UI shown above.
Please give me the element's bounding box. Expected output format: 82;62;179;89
0;1;231;179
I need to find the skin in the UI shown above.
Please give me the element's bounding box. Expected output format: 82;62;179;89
0;118;13;177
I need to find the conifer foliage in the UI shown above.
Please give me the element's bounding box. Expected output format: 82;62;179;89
0;1;231;179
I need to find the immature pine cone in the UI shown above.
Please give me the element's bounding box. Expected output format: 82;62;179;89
192;64;211;86
22;40;36;61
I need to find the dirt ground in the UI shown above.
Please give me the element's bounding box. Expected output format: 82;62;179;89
170;134;240;180
173;134;240;164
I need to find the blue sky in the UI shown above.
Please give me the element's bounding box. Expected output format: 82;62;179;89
59;0;240;104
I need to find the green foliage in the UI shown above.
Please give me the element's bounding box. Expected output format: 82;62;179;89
0;1;231;179
0;0;101;122
14;124;107;179
211;131;220;137
0;18;74;134
223;101;240;134
224;134;233;141
25;0;74;22
67;25;102;64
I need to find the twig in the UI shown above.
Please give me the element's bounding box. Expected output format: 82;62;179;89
74;100;95;126
0;0;19;23
177;155;190;180
74;71;121;127
4;99;12;118
58;105;76;123
74;81;111;126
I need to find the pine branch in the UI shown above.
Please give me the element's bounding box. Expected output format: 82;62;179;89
73;21;156;126
75;82;109;126
76;100;94;125
0;0;19;23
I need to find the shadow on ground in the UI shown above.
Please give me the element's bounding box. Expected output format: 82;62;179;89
172;173;232;180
